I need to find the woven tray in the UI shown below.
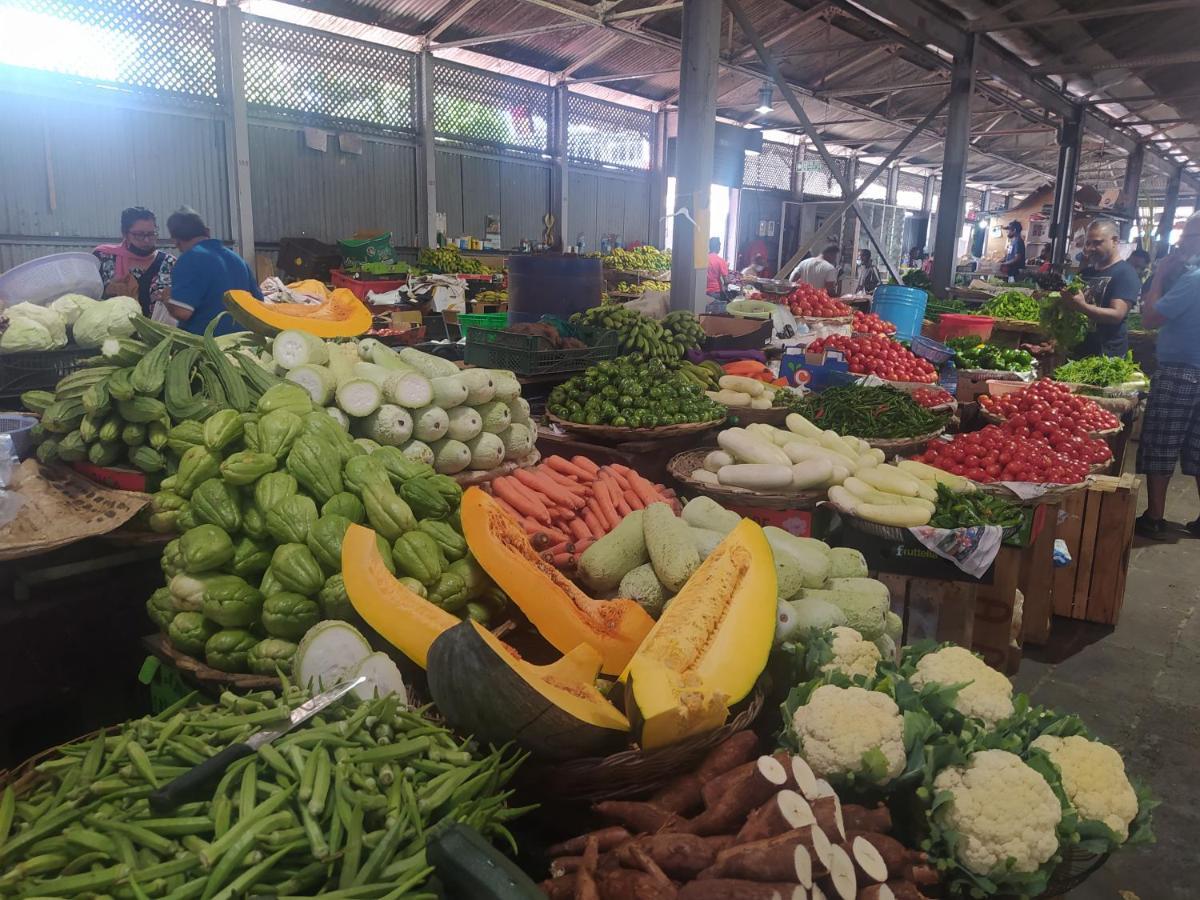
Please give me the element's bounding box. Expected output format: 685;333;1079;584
149;632;282;692
975;479;1090;504
721;404;790;427
667;448;826;510
862;427;945;458
528;684;765;801
547;412;723;443
453;448;540;487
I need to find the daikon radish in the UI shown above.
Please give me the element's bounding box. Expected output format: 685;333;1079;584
718;464;794;491
791;458;833;490
786;413;824;440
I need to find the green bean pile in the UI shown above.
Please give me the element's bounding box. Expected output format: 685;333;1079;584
0;688;527;898
790;385;947;439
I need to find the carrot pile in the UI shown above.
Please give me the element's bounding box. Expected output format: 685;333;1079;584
722;359;788;387
487;455;681;571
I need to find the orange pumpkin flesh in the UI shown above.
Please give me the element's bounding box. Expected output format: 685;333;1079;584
223;286;372;337
461;487;654;676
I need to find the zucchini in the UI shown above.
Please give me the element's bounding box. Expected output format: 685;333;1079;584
427;824;542;900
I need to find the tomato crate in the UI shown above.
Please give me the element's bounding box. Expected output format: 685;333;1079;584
463;326;618;376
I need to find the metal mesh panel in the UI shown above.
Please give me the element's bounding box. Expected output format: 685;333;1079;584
800;156;845;198
243;17;415;133
0;0;217;100
434;60;551;154
855;164;889;201
964;186;984;210
896;170;926;210
567;92;651;171
743;140;793;191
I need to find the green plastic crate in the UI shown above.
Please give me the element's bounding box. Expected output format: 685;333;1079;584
457;312;509;332
463;326;618;376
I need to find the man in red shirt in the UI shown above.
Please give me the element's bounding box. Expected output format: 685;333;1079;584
706;237;730;301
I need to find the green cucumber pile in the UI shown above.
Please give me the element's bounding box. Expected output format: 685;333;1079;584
0;689;527;898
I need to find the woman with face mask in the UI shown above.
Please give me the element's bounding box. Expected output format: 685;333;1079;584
93;207;176;320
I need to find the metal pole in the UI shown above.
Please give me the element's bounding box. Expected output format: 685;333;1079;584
669;0;721;313
931;37;975;296
417;51;439;248
551;84;570;251
649;107;668;248
1049;106;1083;266
1156;167;1182;259
723;0;900;283
886;166;899;206
1119;144;1145;240
219;5;254;261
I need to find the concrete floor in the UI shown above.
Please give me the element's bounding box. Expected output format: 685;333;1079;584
1013;468;1199;899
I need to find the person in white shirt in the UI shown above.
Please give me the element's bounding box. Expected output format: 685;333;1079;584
790;243;840;294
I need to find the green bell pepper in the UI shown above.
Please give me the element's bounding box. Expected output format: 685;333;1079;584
261;592;322;641
175;445;222;498
220;451;277;486
363;481;416;542
286;433;343;504
268;543;325;597
307;514;351;573
200;574;264;628
254;471;298;515
189;478;242;534
168;611;218;658
266;494;319;545
427;571;468;612
145;587;176;631
203;409;244;452
257;408;304;459
179;524;235;574
247;638;297;676
322;492;365;524
391;531;445;586
204;628;258;673
417;519;467;562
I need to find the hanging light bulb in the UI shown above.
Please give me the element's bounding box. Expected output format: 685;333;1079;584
755;82;773;114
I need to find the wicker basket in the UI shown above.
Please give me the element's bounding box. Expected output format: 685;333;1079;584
547;413;723;443
863;427;945;458
668;448;826;509
1034;847;1111;898
528;685;766;801
149;632;282;692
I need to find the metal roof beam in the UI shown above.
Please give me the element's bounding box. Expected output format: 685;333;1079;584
426;0;484;40
1029;50;1200;75
603;2;683;21
565;67;678;84
1090;90;1200;106
968;0;1200;33
816;78;949;97
731;4;833;62
432;21;588;49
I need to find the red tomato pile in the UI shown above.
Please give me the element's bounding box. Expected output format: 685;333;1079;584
853;310;897;335
916;426;1092;484
912;387;954;408
808;333;938;383
979;379;1120;435
786;284;851;318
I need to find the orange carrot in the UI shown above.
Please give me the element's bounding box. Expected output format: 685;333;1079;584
573;538;594;555
493;477;551;525
623;489;644;511
571;455;600;476
546;540;575;556
601;466;632;492
614;494;632;517
542;467;588;492
582;508;606;539
552;552;576;568
546;455;594;481
530;531;554;551
627;472;662;509
567;517;591;543
514;468;585;510
593;481;620;530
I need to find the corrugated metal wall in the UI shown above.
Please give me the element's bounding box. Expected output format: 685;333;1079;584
0;91;229;267
249;122;418;246
435;150;552;246
568;167;651;251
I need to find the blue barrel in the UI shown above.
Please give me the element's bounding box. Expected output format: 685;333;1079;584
871;285;928;340
506;254;603;325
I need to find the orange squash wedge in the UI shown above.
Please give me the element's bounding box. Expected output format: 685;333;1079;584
223;286;372;337
461;487;655;676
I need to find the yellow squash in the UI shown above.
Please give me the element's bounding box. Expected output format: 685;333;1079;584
223;286;372;337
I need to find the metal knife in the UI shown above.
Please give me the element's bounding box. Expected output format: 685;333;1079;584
149;675;367;813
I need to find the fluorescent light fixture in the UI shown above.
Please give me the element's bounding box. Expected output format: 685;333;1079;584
755;82;773;114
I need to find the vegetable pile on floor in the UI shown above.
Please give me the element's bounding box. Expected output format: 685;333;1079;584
547;357;725;428
568;306;705;362
22;315;277;470
784;385;946;439
0;687;528;897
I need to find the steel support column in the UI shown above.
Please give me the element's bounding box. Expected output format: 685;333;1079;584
219;5;254;261
669;0;721;313
417;51;439;247
1156;167;1183;259
1119;144;1145;240
649;107;669;249
886;166;900;206
932;38;976;296
552;84;569;251
1049;106;1084;266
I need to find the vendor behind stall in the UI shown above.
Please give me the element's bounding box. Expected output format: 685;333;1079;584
164;209;260;336
93;207;175;318
1134;213;1200;540
1060;218;1142;357
790;243;840;294
999;221;1026;279
740;253;767;278
855;248;882;295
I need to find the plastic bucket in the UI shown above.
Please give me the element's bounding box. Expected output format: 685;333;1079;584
871;285;928;340
936;313;994;342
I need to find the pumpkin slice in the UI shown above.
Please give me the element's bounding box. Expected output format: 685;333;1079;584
622;518;777;750
224;287;372;338
461;487;654;676
427;620;630;760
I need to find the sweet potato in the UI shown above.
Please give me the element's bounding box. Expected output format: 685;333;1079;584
811;794;846;843
736;790;816;843
592;800;680;834
687;756;789;835
549;857;582;878
840;835;888;884
597;868;678;900
904;865;938;886
841;803;892;834
700;825;831;886
549;826;632;858
678;880;807;900
858;886;897;900
884;881;933;900
575;835;601;900
772;751;820;798
844;832;928;880
614;834;731;880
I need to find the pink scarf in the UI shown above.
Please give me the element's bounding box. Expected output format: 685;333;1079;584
94;241;157;278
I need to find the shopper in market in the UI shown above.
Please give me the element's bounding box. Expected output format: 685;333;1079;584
740;253;768;279
790;242;840;294
164;209;260;336
999;221;1026;279
705;236;730;302
1134;213;1200;539
93;206;176;320
1128;247;1152;296
855;248;882;295
1059;218;1142;357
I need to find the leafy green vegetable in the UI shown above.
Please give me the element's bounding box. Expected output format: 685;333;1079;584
1052;352;1144;387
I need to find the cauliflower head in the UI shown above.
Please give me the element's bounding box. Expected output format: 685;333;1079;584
791;684;905;783
910;646;1014;725
933;749;1062;875
821;626;882;680
1031;734;1138;841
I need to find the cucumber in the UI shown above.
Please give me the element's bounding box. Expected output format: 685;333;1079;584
427;824;542;900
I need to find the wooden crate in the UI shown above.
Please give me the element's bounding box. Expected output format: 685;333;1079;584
1051;474;1140;625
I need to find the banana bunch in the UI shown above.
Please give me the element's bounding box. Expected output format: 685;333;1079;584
662;310;705;351
614;279;671;294
474;289;508;303
678;359;724;390
602;246;672;272
417;246;492;275
571;305;688;362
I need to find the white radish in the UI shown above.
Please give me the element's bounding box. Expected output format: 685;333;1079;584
791;458;833;490
703;450;735;472
718;463;794;491
786;412;824;440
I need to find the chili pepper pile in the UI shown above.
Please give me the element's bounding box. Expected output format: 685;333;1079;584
930;482;1023;529
853;310;896;335
0;689;526;898
790;384;947;439
978;291;1041;322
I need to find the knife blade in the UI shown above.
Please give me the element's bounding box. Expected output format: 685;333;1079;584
149;675;366;813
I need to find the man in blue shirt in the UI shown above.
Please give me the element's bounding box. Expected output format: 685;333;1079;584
165;209;260;335
1134;213;1200;539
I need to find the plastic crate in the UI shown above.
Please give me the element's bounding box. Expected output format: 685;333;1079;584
0;347;93;399
463;326;618;376
331;268;408;301
457;312;509;332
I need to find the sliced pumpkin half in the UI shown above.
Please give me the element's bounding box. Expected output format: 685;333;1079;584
461;487;655;676
223;286;372;338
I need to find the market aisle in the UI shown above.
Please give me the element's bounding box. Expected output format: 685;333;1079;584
1014;470;1199;898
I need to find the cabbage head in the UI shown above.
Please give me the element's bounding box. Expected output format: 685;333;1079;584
50;293;98;326
73;295;140;348
1;317;57;351
5;302;67;348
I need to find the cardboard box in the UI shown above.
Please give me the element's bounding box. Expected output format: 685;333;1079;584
780;347;855;391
